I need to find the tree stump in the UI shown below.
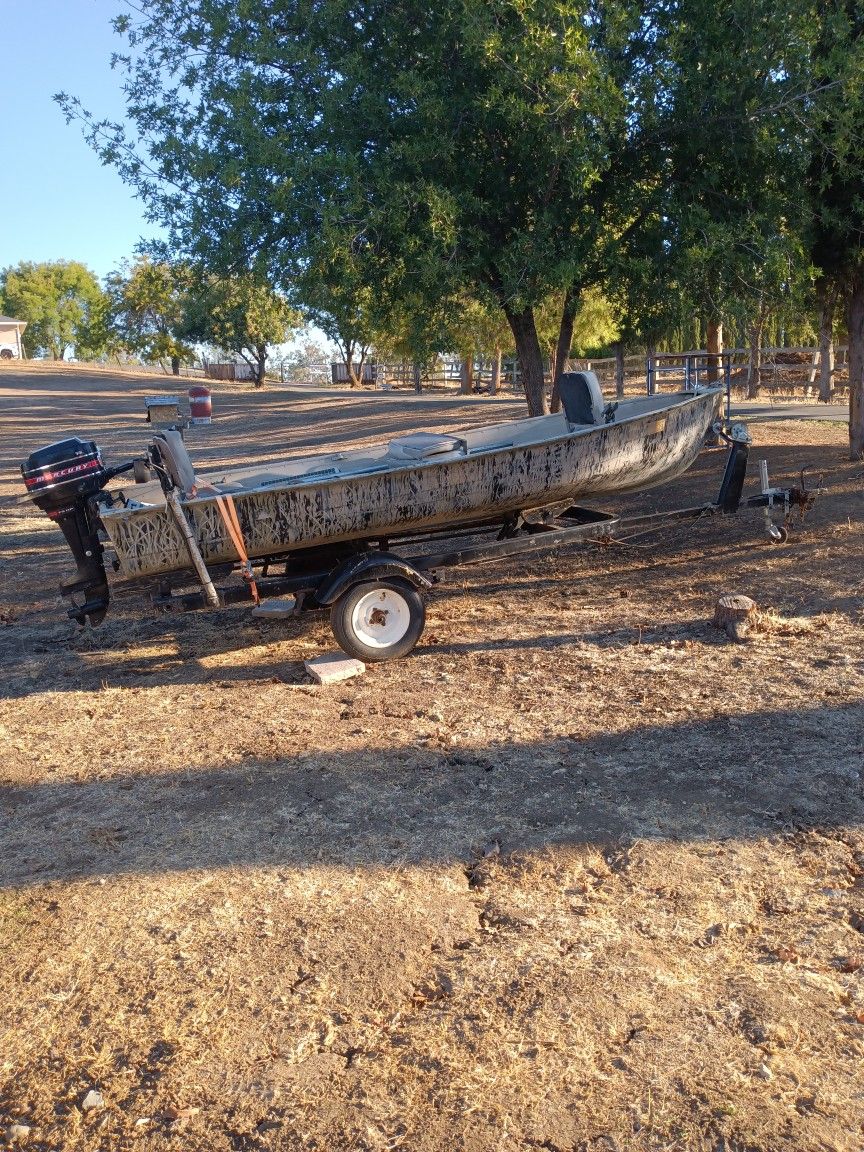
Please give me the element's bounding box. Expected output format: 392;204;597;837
713;594;758;642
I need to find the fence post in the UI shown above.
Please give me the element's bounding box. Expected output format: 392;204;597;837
614;342;625;398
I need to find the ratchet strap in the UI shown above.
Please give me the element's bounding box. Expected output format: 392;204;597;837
215;495;260;604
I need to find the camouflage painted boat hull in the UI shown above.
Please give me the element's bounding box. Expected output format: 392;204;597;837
100;389;723;580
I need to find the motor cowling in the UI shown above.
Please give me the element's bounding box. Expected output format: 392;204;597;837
21;438;112;626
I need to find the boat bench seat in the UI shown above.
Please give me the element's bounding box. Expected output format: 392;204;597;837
460;412;571;452
207;463;339;492
389;417;575;461
388;432;466;460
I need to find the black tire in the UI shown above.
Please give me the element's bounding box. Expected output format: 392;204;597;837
330;578;426;662
0;349;13;360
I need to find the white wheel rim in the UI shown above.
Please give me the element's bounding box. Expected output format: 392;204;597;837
350;587;412;649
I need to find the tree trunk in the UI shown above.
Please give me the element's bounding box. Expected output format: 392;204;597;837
238;350;257;383
505;305;548;416
354;348;368;388
339;338;360;387
746;316;764;400
459;357;473;394
706;319;723;383
412;363;422;393
171;355;180;376
490;347;501;396
550;288;579;414
255;343;267;387
614;341;625;399
817;279;836;403
848;276;864;459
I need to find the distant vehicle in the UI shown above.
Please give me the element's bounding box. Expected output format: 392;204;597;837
0;345;18;360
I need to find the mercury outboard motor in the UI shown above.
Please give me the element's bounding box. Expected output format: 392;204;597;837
21;437;125;626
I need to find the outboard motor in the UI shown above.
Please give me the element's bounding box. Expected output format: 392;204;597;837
21;437;115;626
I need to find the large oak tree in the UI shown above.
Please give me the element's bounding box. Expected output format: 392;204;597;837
60;0;649;415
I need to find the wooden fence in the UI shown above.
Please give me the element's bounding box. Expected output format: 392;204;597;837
282;346;850;398
256;344;847;396
204;361;254;382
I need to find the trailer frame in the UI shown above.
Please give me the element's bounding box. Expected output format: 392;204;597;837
144;426;814;662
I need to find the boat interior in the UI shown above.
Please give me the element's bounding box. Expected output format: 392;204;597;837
105;374;716;510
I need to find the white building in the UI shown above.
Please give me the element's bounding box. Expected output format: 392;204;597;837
0;316;27;359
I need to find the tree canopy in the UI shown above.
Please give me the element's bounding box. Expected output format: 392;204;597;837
60;0;645;413
181;274;300;385
104;257;193;372
0;260;105;360
57;0;864;451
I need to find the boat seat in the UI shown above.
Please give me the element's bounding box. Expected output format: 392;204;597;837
559;371;605;426
460;412;570;452
388;432;465;460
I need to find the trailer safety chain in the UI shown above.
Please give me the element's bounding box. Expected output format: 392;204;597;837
215;495;260;605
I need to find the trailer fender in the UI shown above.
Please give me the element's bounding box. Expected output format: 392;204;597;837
314;551;431;607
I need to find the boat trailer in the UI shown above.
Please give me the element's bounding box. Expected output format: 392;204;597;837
136;423;813;662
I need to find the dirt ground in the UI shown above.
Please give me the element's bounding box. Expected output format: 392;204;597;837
1;366;863;1152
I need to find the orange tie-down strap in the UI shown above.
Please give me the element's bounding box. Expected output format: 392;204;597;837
214;495;260;604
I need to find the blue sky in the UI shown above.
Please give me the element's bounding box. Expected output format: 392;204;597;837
1;0;160;280
0;1;332;354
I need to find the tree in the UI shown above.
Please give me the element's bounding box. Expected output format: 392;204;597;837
298;240;383;387
640;0;814;388
320;0;651;414
182;274;300;386
422;291;513;394
105;257;193;373
278;330;333;385
58;0;650;416
451;295;514;395
535;289;619;372
806;1;864;455
0;260;105;360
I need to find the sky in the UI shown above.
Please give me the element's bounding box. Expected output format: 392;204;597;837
1;0;162;280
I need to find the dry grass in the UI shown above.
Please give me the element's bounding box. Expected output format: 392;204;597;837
1;368;863;1151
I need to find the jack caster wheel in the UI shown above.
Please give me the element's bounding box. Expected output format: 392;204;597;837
769;525;789;544
330;578;426;662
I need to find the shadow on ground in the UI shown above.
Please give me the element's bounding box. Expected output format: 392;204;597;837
3;700;862;890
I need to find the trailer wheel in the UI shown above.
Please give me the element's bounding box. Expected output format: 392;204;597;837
330;578;426;662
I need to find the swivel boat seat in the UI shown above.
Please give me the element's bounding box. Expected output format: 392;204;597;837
559;371;606;426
